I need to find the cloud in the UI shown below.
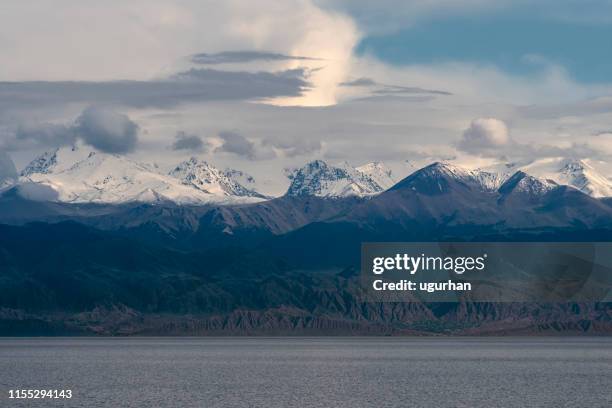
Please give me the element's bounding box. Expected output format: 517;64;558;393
457;118;511;154
0;68;310;110
2;0;612;187
371;87;451;96
216;131;256;159
3;107;139;153
0;1;358;107
191;50;318;64
74;106;139;153
263;138;322;157
456;117;603;162
16;182;59;201
216;131;276;160
171;131;208;152
13;123;76;149
339;76;452;97
339;77;378;87
0;150;17;182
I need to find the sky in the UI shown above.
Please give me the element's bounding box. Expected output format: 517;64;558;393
1;0;612;194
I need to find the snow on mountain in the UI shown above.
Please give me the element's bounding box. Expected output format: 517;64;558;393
498;171;558;197
169;157;267;198
557;160;612;198
18;146;262;204
14;145;612;205
393;162;506;194
474;171;507;191
525;158;612;198
285;160;394;197
223;168;256;187
355;162;396;190
483;157;612;198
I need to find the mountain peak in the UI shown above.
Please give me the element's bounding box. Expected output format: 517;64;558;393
20;145;110;178
285;160;391;197
287;159;330;177
17;147;264;204
169;157;266;198
355;161;395;190
498;171;558;197
556;158;612;198
20;148;60;177
511;157;612;198
391;162;503;195
561;158;587;170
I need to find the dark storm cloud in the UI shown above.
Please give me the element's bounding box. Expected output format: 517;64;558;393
191;51;319;64
171;131;208;152
0;68;310;109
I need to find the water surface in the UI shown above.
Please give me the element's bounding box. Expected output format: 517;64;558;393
1;337;611;407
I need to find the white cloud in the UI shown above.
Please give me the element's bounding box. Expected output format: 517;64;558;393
458;118;510;153
0;1;359;107
2;1;612;193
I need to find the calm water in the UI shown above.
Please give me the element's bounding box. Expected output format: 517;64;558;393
0;337;611;408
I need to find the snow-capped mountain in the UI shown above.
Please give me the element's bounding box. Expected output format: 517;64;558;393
5;153;612;236
11;145;612;205
285;160;394;197
498;171;558;198
341;160;612;232
392;162;505;194
355;162;396;191
544;159;612;198
482;158;612;198
223;168;256;188
169;157;267;198
18;146;264;204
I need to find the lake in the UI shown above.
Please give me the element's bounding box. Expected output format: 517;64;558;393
1;337;611;407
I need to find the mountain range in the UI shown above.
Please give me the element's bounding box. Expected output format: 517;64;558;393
4;145;612;205
17;145;266;204
481;157;612;198
1;147;612;336
2;154;612;244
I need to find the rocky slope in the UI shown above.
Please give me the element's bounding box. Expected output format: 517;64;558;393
169;157;267;198
285;160;395;197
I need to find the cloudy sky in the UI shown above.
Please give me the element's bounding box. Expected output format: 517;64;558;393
2;0;612;194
